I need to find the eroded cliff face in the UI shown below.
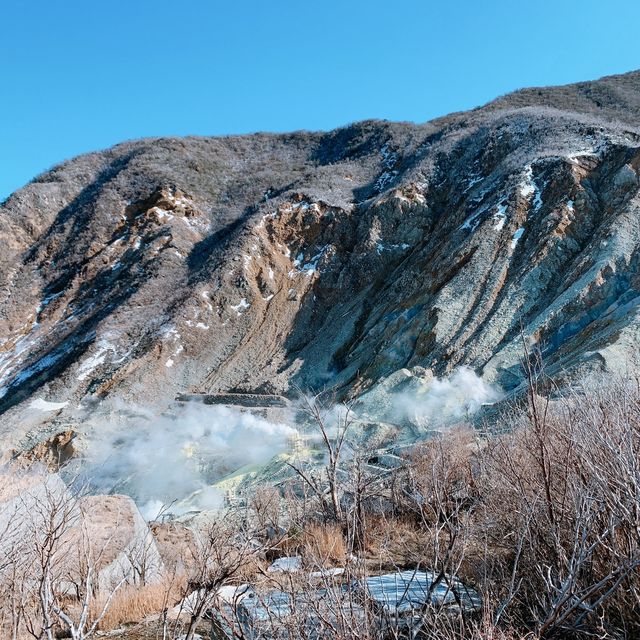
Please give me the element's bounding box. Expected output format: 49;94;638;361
2;71;640;444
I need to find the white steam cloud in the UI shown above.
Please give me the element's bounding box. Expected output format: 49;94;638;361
79;403;297;516
357;366;502;428
396;367;502;426
73;367;502;518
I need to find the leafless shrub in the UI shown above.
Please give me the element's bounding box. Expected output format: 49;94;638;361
470;361;640;638
170;516;264;640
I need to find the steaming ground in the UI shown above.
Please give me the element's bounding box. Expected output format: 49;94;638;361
73;367;501;518
394;367;503;425
74;403;297;518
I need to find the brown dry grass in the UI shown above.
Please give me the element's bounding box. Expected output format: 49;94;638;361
299;522;347;566
363;514;425;567
91;576;186;631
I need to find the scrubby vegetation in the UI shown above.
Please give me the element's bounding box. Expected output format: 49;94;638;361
2;368;640;639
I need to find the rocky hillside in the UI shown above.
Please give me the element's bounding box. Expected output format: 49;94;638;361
2;70;640;445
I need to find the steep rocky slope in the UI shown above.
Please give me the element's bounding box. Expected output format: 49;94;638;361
2;70;640;445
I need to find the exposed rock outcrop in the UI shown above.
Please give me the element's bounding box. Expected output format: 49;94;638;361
7;429;76;470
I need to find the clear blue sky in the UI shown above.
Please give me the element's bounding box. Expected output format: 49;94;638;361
1;0;639;201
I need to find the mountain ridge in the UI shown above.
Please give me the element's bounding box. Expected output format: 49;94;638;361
1;69;640;446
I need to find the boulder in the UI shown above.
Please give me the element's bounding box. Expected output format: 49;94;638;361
0;468;165;593
78;494;165;590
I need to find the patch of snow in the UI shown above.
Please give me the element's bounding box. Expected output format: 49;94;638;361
268;267;275;280
276;243;291;258
153;207;174;221
267;556;302;573
532;188;543;213
519;166;543;214
255;212;277;230
511;227;524;250
165;359;174;368
163;327;180;340
195;322;209;330
201;291;213;312
376;242;410;254
309;567;346;579
76;339;117;382
413;192;426;204
493;204;507;231
36;291;63;315
380;144;398;169
173;195;192;208
230;298;250;316
162;326;184;361
289;246;329;276
463;175;484;193
519;167;536;198
374;170;398;192
217;584;253;604
566;149;597;164
179;216;210;233
263;294;274;302
29;398;68;412
363;570;481;614
460;205;489;232
0;342;73;400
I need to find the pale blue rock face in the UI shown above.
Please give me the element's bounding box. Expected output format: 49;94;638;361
1;70;640;449
223;569;481;635
362;570;482;614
